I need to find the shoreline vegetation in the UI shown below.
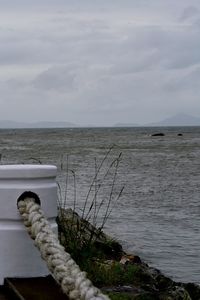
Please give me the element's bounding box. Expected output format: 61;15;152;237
57;208;200;300
56;149;200;299
57;147;200;300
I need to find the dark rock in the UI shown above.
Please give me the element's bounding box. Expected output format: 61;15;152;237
151;133;165;136
182;283;200;300
134;292;159;300
102;285;141;293
177;133;183;136
102;285;159;300
159;286;191;300
155;274;174;291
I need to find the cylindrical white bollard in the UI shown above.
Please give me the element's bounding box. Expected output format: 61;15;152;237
0;164;58;284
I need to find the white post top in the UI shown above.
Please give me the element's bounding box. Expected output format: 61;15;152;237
0;164;57;178
0;164;58;283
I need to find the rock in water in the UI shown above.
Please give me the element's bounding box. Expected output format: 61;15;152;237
151;133;165;136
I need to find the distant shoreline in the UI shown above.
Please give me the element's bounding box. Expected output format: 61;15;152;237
1;125;200;130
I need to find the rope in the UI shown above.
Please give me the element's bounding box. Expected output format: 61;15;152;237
17;197;110;300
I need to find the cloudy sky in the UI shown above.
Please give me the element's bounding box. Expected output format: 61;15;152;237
0;0;200;126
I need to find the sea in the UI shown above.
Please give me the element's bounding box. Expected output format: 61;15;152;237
0;126;199;284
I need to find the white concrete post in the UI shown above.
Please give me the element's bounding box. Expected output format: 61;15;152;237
0;164;58;284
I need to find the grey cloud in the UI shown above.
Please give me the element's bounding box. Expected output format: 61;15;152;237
1;0;200;125
179;6;199;21
125;26;200;70
33;66;77;91
1;2;195;71
0;0;144;13
109;49;159;75
164;67;200;92
161;30;200;69
0;11;120;66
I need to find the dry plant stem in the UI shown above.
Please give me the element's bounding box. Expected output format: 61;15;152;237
71;170;77;232
64;155;69;210
104;185;125;223
57;182;63;209
100;153;122;229
93;157;98;227
78;153;123;245
60;154;64;171
72;170;77;213
91;153;122;223
58;156;79;249
85;154;120;222
81;147;113;220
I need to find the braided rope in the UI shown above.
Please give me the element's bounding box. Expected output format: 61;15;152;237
17;198;110;300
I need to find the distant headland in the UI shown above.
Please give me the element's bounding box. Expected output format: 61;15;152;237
1;114;200;128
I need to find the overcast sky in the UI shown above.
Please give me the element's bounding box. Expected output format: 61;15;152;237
0;0;200;126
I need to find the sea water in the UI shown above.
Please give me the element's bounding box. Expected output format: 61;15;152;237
0;126;199;283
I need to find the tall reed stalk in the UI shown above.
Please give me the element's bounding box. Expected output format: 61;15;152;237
57;147;125;262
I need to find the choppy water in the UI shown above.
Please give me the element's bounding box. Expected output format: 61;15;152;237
0;126;200;283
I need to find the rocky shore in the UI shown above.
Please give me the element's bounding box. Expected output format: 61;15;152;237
57;208;200;300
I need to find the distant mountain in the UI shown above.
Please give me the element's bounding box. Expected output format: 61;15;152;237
30;121;77;128
114;122;139;127
146;114;200;126
0;120;77;128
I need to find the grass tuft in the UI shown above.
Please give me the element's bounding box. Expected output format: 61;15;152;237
57;147;125;265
